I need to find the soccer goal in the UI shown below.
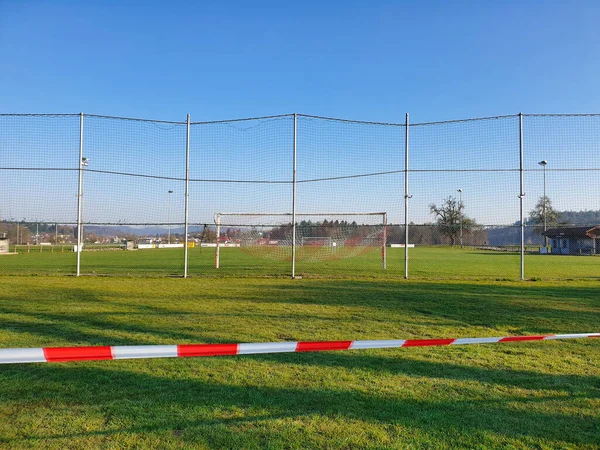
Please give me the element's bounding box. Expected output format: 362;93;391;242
213;212;388;270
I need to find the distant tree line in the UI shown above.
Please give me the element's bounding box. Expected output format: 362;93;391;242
556;209;600;225
266;220;377;241
2;206;597;247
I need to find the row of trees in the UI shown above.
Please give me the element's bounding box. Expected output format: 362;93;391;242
267;220;375;241
526;196;600;229
426;194;576;247
2;197;592;248
192;195;565;247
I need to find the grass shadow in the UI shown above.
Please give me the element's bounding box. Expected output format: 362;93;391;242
0;360;598;447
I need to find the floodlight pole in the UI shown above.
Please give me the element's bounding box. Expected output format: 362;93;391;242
215;214;221;269
291;114;297;278
184;113;191;278
538;160;548;248
382;212;387;269
519;113;525;280
76;112;84;276
457;189;463;249
167;190;173;244
404;113;410;279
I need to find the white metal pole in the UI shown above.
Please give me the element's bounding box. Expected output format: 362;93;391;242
215;214;220;269
382;212;387;269
167;190;172;244
292;114;297;278
76;112;84;276
519;113;525;280
404;113;410;279
458;189;463;249
543;163;547;247
80;187;84;250
184;114;191;278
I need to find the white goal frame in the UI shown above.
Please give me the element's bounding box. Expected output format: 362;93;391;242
213;212;388;270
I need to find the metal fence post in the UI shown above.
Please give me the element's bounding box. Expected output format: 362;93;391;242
291;114;297;278
519;113;525;280
382;212;387;269
404;113;410;279
184;114;191;278
76;112;84;276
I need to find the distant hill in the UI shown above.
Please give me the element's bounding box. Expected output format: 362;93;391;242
85;225;208;237
557;210;600;225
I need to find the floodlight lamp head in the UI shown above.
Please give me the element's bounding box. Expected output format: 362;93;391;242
81;157;89;166
457;188;462;193
538;160;547;166
168;190;174;194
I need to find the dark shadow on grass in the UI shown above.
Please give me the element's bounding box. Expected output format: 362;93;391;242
0;286;223;346
242;280;600;333
0;279;598;446
0;361;598;447
1;280;598;347
253;350;600;394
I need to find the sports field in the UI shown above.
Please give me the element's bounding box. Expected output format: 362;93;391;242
1;246;599;279
0;275;598;449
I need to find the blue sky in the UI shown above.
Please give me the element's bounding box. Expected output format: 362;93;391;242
2;1;600;122
1;1;600;227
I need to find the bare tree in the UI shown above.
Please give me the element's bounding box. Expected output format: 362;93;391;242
529;196;560;234
430;196;478;247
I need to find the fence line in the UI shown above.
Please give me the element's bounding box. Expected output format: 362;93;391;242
1;112;599;279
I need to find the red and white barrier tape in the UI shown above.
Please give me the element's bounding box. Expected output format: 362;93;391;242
1;333;598;364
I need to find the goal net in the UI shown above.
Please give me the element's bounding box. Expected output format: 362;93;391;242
214;212;387;268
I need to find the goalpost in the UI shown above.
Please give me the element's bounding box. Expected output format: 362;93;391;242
213;212;387;270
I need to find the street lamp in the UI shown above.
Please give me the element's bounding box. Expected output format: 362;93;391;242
80;157;89;248
167;190;174;244
457;189;463;249
538;160;548;248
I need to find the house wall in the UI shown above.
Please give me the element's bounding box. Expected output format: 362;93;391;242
550;237;596;255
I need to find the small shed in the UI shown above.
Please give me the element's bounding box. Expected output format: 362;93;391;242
0;236;8;253
544;226;600;255
122;240;135;250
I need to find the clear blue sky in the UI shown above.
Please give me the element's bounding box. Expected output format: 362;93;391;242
2;1;600;122
1;1;600;228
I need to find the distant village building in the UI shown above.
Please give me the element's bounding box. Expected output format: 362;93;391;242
544;226;600;255
122;240;135;250
0;236;9;254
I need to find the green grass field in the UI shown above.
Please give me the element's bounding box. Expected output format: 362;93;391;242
0;275;598;449
1;246;599;279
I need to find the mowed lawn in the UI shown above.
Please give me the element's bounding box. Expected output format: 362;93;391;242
1;246;599;279
0;276;598;449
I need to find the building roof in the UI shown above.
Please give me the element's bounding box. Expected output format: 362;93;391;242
543;226;600;239
585;226;600;238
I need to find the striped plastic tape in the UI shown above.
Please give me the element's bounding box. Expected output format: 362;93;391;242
1;333;598;364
